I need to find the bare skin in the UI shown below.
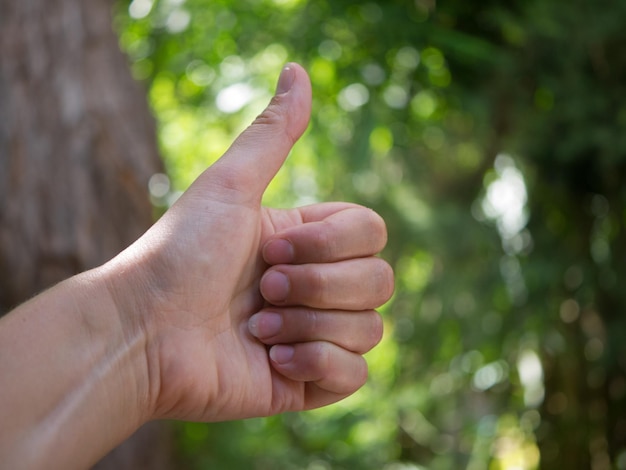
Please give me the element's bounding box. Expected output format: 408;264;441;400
0;63;394;469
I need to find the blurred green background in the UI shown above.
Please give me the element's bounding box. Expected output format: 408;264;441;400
114;0;626;468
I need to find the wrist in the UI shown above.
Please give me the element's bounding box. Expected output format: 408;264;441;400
95;254;159;424
66;266;156;457
0;264;155;468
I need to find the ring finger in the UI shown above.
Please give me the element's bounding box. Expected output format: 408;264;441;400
248;308;383;354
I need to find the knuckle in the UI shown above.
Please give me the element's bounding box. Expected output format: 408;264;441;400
252;97;297;147
354;358;369;389
357;310;383;353
305;309;321;335
354;209;387;254
347;311;384;354
312;342;331;376
367;210;388;251
253;98;285;127
312;223;335;260
310;268;329;304
373;260;395;305
369;311;384;348
198;162;248;200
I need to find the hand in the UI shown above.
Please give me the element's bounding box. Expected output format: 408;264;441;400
104;63;394;422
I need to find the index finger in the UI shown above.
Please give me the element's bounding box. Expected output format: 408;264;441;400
262;205;388;265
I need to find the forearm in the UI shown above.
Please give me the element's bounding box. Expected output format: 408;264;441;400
0;267;151;469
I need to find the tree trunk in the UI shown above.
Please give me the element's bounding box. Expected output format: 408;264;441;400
0;0;171;467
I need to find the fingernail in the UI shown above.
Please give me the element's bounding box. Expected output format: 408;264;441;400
276;64;295;95
248;312;282;338
270;344;294;365
261;271;290;303
263;238;294;264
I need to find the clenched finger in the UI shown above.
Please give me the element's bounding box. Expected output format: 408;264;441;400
260;257;394;310
248;308;383;354
269;341;369;396
263;206;387;265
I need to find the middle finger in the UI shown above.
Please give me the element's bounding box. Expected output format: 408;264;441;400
259;257;394;310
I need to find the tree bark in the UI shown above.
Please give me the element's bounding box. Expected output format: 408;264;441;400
0;0;171;467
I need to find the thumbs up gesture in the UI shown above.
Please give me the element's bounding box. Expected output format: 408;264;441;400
107;63;394;422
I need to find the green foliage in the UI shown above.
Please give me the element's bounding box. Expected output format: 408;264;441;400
115;0;626;467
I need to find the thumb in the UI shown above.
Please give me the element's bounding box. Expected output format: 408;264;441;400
203;63;312;204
